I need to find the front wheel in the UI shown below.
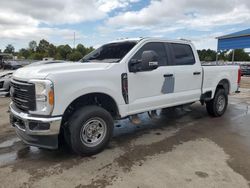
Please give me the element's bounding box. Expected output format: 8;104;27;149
66;105;114;156
206;89;228;117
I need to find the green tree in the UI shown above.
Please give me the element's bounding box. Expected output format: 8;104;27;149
218;50;229;61
228;49;250;61
48;44;57;57
19;48;30;59
197;49;217;61
4;44;15;53
37;39;50;54
29;41;37;52
57;45;72;60
30;52;43;60
67;51;83;61
86;46;94;55
76;44;87;56
14;40;94;60
54;52;63;60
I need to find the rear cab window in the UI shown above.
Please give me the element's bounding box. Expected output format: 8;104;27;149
168;43;196;66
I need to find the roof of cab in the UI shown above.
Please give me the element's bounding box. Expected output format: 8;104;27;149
108;37;192;45
109;37;143;43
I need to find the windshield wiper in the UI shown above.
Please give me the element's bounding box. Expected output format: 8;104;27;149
81;58;121;63
99;58;121;63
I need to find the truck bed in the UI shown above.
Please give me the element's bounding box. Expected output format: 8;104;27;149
202;65;239;97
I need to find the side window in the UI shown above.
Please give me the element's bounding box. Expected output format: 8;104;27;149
170;43;195;65
132;42;168;66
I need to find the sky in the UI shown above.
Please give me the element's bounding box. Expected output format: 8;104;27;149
0;0;250;51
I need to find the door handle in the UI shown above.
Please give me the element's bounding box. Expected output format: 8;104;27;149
164;74;173;77
193;72;201;75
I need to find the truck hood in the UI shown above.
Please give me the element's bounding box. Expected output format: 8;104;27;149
13;62;112;81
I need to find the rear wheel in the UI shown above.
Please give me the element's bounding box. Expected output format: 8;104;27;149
206;89;228;117
66;105;114;155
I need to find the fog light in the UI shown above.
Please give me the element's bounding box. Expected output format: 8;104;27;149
29;122;50;131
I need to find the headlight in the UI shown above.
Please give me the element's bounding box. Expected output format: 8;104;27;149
29;79;54;115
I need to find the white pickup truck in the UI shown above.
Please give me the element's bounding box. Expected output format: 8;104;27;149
9;38;241;155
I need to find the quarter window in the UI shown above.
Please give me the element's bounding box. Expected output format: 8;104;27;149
170;43;195;65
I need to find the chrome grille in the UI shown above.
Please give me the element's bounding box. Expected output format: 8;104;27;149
11;79;36;112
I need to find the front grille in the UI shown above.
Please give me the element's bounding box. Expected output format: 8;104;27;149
11;79;36;112
0;81;3;88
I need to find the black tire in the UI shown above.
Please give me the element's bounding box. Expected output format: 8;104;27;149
206;89;228;117
66;105;114;156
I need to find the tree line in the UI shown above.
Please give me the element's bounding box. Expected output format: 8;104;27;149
197;49;250;62
1;39;94;61
1;40;250;62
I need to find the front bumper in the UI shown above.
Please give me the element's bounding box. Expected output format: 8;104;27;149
9;103;62;149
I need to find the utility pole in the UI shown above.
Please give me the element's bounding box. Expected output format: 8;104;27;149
232;49;235;64
73;32;76;49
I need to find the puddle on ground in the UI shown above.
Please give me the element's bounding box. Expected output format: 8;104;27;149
0;152;17;166
0;103;243;168
0;137;20;148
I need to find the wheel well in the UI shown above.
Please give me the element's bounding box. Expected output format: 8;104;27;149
61;93;120;127
216;79;230;94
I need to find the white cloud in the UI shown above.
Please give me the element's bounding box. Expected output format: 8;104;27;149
0;0;102;49
0;0;249;51
106;0;250;30
0;0;141;50
0;0;140;25
102;0;250;50
0;0;105;25
97;0;140;13
187;32;224;50
178;5;250;30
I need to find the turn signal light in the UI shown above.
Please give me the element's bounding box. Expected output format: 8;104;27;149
48;90;54;106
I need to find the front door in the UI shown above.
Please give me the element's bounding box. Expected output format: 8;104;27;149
127;42;175;115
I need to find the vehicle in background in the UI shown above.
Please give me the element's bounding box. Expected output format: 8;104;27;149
18;61;31;67
3;61;23;70
43;57;54;61
0;70;14;96
9;38;241;156
240;64;250;76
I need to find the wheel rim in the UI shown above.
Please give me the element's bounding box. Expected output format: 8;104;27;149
216;95;226;112
80;117;107;147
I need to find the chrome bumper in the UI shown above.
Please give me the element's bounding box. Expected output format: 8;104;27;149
10;103;62;136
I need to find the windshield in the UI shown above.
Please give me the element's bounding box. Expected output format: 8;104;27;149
80;41;137;63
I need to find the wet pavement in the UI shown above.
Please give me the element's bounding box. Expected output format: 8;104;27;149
0;78;250;188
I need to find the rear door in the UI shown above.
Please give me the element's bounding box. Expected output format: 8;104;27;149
166;42;202;103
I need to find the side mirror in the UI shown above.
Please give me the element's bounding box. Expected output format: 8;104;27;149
129;50;159;72
141;50;159;71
